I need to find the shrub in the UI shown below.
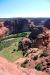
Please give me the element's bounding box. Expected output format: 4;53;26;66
24;59;28;64
13;49;16;51
40;51;48;57
45;59;48;62
21;59;28;68
18;41;23;50
20;32;27;37
35;63;42;71
32;55;38;60
33;50;37;53
43;51;48;57
21;63;26;68
40;53;44;57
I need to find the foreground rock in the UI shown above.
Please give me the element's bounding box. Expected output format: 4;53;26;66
0;57;48;75
0;22;9;38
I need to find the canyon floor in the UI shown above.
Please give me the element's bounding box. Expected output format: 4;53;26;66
0;30;50;75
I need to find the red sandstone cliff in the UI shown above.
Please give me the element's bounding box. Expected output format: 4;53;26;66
0;22;9;38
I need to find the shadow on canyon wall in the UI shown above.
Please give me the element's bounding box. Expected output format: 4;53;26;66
0;18;50;38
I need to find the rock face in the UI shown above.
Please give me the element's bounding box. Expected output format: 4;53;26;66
4;19;28;34
21;26;49;51
0;22;9;38
0;57;48;75
35;33;49;48
20;28;50;75
21;37;32;50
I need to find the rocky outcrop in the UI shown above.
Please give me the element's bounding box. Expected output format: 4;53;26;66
0;22;9;38
21;37;32;50
21;26;49;51
34;33;49;49
20;30;50;74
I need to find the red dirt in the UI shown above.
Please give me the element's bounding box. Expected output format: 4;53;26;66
0;57;48;75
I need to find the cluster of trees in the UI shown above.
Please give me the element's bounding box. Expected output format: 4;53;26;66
0;39;17;50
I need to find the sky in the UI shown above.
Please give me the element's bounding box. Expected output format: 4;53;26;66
0;0;50;18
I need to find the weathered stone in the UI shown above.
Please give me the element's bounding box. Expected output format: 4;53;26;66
0;22;9;38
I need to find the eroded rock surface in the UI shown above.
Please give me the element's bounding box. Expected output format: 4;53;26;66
0;22;9;38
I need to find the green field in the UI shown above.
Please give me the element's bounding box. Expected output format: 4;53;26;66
0;32;29;62
0;37;23;62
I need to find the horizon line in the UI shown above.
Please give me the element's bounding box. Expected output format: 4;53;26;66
0;17;50;18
